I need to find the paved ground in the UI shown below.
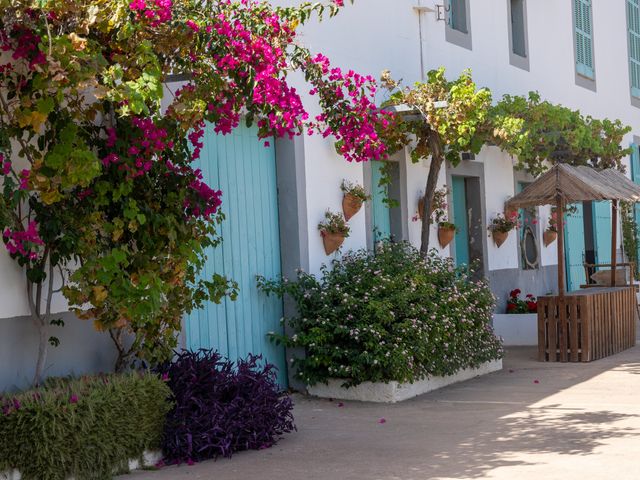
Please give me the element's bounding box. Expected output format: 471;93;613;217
123;343;640;480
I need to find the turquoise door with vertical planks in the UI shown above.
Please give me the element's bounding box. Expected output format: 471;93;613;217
185;123;287;386
451;176;469;266
564;203;586;291
371;161;391;243
592;201;612;265
631;143;640;262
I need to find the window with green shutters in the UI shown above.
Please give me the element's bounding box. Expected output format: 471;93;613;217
628;0;640;97
574;0;595;79
448;0;468;34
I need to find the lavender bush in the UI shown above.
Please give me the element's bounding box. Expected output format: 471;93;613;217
157;350;295;463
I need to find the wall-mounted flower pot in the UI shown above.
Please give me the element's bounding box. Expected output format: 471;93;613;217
438;226;456;248
322;231;345;255
342;193;363;221
543;230;557;247
417;196;436;222
492;230;509;247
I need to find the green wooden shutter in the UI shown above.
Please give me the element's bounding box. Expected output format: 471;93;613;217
448;0;468;33
628;0;640;97
592;201;612;265
371;161;391;243
575;0;594;79
564;203;586;291
630;144;640;262
451;176;470;266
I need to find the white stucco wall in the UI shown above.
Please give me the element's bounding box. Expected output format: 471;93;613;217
283;0;640;276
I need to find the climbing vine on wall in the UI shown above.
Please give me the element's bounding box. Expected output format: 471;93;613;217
0;0;393;381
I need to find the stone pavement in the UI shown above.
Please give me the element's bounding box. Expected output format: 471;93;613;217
122;343;640;480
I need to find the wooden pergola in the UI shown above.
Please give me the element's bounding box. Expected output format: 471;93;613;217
505;164;640;362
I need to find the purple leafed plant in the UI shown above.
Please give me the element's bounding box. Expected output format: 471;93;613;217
156;349;295;463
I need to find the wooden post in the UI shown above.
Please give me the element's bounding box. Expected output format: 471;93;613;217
556;194;566;297
611;200;618;287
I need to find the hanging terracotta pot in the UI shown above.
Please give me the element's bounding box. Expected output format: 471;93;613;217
492;230;509;248
322;231;345;255
417;196;436;221
342;193;363;221
438;225;456;248
543;229;557;247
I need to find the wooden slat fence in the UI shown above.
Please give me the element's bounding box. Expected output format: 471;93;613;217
538;287;637;362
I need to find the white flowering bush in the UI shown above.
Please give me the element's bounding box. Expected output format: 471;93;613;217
258;241;503;387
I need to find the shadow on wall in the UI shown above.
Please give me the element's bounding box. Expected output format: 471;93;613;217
0;311;120;392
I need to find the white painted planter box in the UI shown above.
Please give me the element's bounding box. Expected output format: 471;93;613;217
307;359;502;403
492;313;538;346
0;450;162;480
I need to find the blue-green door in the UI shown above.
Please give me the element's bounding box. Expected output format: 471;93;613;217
592;201;612;265
451;176;470;266
186;123;287;386
371;161;391;243
564;203;586;291
631;143;640;262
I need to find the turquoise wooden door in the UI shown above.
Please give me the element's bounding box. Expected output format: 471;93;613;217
564;203;586;291
186;123;287;386
631;143;640;261
451;176;470;266
371;161;391;243
592;201;612;265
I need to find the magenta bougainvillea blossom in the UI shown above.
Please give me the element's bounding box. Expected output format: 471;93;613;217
3;221;44;262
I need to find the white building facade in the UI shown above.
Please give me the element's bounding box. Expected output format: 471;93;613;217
1;0;639;390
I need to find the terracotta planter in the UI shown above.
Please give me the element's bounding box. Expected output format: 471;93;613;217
543;230;557;247
417;197;435;222
322;231;345;255
342;193;363;221
492;230;509;247
438;225;456;248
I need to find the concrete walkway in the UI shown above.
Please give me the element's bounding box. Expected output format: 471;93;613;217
123;345;640;480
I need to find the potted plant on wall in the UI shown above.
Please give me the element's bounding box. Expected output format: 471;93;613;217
429;187;457;248
319;210;350;255
492;289;539;346
487;211;519;247
340;180;370;221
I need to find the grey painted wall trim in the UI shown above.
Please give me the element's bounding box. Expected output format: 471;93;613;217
444;0;473;50
571;0;597;92
274;136;310;389
506;0;530;71
445;160;489;276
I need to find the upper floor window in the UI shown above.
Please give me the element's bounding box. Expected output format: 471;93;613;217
510;0;527;57
628;0;640;98
508;0;529;70
445;0;472;50
574;0;595;79
448;0;468;34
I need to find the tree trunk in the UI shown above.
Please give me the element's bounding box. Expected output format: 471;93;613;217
420;131;445;255
29;258;55;387
110;327;132;373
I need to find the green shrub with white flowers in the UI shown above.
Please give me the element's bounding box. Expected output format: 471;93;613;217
258;241;503;387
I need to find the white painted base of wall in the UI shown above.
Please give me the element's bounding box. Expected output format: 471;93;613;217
307;359;503;403
0;450;162;480
492;313;538;346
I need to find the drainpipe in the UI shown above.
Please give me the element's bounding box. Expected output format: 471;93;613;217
414;1;435;82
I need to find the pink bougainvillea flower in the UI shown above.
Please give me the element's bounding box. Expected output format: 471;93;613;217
378;418;386;424
533;379;540;384
69;394;78;404
337;402;344;407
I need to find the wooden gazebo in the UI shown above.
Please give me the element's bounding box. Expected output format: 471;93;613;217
506;164;640;362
